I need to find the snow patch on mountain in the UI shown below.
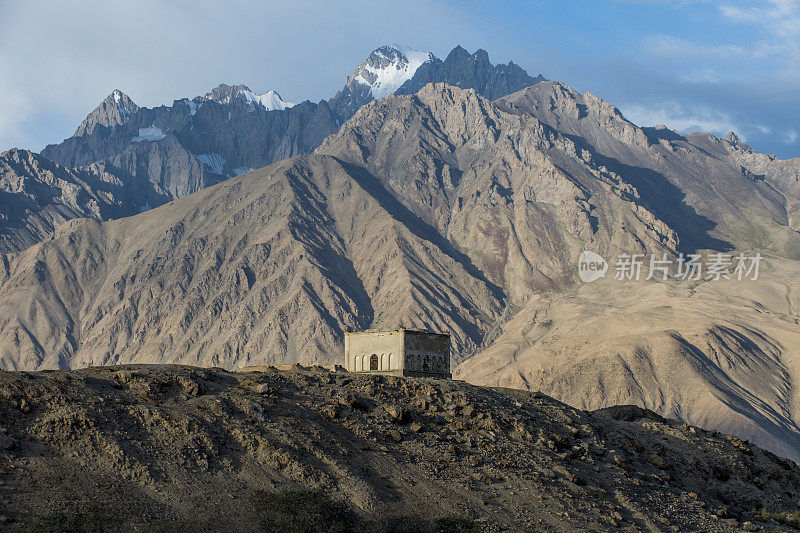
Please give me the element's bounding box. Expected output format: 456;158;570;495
183;99;201;116
197;153;226;175
131;124;166;142
358;45;434;99
232;167;254;176
205;84;295;111
246;90;295;111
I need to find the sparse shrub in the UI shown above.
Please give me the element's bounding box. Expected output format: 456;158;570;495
753;507;800;528
19;504;122;533
376;513;480;532
432;515;480;532
249;489;357;533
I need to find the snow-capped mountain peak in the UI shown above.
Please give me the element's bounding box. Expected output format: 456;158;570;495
74;89;138;137
353;44;435;99
203;84;295;111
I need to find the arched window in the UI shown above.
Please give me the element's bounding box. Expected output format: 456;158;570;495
423;354;430;372
370;354;379;371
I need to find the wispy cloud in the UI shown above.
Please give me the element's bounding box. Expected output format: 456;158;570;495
645;35;749;63
619;101;743;138
680;68;722;84
719;0;800;78
622;0;800;156
643;1;800;82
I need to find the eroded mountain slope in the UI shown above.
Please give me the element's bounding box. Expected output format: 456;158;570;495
0;148;135;253
0;155;502;370
318;83;682;305
497;81;800;256
456;259;800;462
318;82;800;461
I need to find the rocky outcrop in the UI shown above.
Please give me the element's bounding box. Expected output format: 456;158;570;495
497;81;800;255
719;133;800;233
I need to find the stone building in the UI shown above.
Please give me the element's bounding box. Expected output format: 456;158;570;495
343;328;451;378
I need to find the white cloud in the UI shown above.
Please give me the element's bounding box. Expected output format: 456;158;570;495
619;101;744;138
627;1;800;157
786;129;799;143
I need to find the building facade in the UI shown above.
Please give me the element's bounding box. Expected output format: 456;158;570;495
343;328;451;378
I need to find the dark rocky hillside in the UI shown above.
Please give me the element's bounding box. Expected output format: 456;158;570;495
1;365;799;531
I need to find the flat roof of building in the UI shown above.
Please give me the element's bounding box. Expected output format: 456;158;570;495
344;328;450;336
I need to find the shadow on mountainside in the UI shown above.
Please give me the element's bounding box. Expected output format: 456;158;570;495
282;170;376;334
564;133;733;253
335;158;506;343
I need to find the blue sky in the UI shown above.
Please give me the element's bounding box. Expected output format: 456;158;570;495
0;0;797;157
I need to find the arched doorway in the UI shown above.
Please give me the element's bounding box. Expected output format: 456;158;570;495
370;354;379;371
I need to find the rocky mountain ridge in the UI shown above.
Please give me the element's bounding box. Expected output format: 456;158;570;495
329;44;545;123
0;45;544;256
0;83;697;372
201;83;295;111
395;45;545;100
0;148;135;253
41;86;338;207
